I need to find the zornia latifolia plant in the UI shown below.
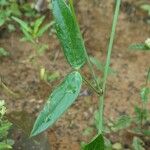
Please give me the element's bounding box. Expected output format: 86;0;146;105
31;0;121;149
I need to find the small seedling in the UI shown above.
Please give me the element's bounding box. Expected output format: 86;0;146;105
12;15;53;57
12;16;51;43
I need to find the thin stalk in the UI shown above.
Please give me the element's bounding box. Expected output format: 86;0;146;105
82;75;101;95
98;0;121;134
146;67;150;86
69;0;100;90
0;77;18;97
141;67;150;129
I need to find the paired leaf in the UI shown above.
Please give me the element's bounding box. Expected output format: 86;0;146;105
52;0;86;69
31;71;82;136
83;134;104;150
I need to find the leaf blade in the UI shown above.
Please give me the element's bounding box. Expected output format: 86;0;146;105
52;0;86;69
83;134;104;150
31;71;82;136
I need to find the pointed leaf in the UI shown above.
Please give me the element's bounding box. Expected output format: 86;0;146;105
33;16;45;36
31;71;82;136
52;0;86;69
83;134;104;150
37;23;52;38
12;16;32;33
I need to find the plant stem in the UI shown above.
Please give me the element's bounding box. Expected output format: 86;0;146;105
69;0;100;90
146;67;150;86
98;0;121;134
0;77;18;97
82;75;101;95
141;67;150;129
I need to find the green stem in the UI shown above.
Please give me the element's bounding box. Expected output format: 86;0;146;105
141;67;150;129
146;67;150;86
82;75;101;95
98;0;121;134
69;0;100;90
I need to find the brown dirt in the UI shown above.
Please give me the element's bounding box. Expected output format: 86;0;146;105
0;0;150;150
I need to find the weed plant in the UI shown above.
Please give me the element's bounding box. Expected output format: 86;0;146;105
30;0;122;149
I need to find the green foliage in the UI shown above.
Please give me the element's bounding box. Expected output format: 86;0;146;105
40;67;60;82
52;0;86;69
82;134;104;150
12;16;52;43
134;106;148;124
31;71;82;136
132;137;145;150
0;100;13;149
30;2;122;150
0;48;9;57
0;0;21;27
110;115;132;132
140;87;150;103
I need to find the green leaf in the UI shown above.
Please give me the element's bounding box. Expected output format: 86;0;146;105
140;87;150;103
129;43;150;51
31;71;82;136
0;48;9;56
12;16;32;33
33;16;45;36
10;3;21;17
36;23;52;38
111;115;132;131
0;143;12;150
0;121;12;137
83;134;104;150
52;0;86;69
132;137;145;150
134;106;148;124
21;27;34;42
142;130;150;136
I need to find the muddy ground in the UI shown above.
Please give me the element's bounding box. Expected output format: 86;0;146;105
0;0;150;150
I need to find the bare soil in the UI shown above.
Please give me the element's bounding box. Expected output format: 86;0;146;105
0;0;150;150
